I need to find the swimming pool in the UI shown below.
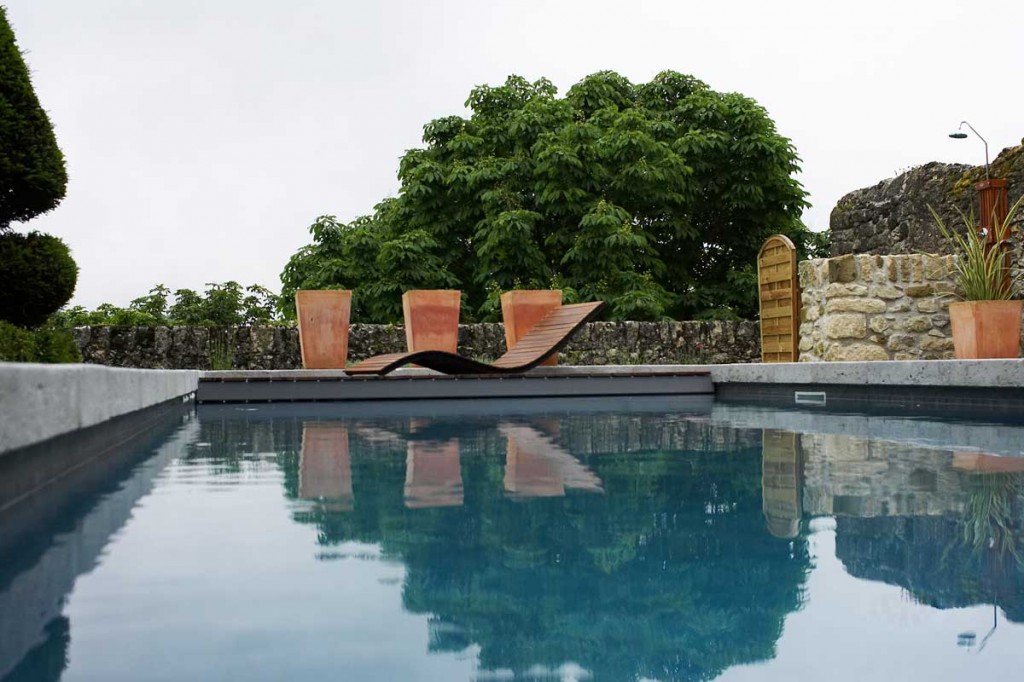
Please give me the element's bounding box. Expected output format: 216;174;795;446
2;396;1023;681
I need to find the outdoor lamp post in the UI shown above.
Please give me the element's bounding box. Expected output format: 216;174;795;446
949;121;1006;244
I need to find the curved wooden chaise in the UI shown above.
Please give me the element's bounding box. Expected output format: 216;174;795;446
345;301;605;376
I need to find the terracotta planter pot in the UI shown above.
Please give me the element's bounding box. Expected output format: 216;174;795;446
948;300;1023;359
500;290;562;366
402;290;461;353
295;290;352;369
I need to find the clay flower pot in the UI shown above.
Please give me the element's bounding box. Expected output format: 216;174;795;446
295;290;352;369
948;300;1023;359
402;290;461;353
931;193;1024;360
500;290;562;366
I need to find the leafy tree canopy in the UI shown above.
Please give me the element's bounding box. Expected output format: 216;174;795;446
283;70;814;322
0;7;67;229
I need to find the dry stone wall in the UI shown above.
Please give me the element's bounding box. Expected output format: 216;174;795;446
71;320;760;370
798;253;959;362
830;143;1024;257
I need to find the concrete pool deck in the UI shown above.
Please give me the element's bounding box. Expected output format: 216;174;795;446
2;359;1023;454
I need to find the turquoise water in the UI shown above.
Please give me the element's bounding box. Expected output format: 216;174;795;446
3;397;1024;681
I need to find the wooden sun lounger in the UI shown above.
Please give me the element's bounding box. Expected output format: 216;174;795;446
345;301;604;376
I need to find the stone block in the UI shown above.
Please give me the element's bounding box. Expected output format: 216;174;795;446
869;317;892;333
902;257;924;282
906;284;934;298
899;315;933;333
798;260;825;289
825;342;890;362
923;255;948;280
857;256;876;281
824;314;867;339
870;285;903;300
886;334;917;351
915;299;942;313
921;336;954;352
826;298;887;314
828;255;858;283
825;283;869;297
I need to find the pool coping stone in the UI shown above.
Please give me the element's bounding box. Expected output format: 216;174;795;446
0;363;199;455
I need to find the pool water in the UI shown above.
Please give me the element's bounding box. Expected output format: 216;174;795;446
2;397;1024;681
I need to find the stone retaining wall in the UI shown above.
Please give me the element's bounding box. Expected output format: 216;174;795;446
798;253;960;362
71;320;760;370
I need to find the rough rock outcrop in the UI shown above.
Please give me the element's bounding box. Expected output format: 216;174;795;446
830;143;1024;257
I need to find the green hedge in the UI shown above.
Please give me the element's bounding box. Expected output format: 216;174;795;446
0;320;81;363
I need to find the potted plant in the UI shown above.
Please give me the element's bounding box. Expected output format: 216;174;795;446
930;194;1024;359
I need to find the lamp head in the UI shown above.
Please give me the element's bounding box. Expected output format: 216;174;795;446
949;131;968;139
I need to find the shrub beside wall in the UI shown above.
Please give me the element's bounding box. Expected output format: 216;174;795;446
0;320;81;363
71;320;760;370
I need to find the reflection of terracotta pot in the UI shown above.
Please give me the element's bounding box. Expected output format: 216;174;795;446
295;290;352;368
948;300;1023;359
500;290;562;366
403;290;461;353
953;452;1024;474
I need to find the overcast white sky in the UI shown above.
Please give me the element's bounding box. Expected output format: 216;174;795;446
6;0;1023;309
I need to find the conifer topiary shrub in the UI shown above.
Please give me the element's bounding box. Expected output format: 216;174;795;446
0;7;68;228
0;8;78;347
0;231;78;327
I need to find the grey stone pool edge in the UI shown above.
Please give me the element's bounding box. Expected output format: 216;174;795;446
2;359;1023;454
0;363;199;455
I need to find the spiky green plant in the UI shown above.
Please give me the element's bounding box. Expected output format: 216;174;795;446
929;195;1024;301
961;473;1024;569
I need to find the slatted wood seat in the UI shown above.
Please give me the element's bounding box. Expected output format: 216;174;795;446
345;301;604;376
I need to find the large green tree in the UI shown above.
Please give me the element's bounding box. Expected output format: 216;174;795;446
283;71;812;322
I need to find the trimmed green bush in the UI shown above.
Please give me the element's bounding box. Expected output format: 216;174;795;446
0;231;78;327
0;7;67;229
0;319;81;362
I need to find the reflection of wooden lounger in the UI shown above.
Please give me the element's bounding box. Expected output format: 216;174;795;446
345;301;604;376
300;423;353;511
501;424;603;499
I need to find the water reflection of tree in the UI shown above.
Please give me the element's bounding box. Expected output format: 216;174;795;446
0;617;69;682
280;424;809;682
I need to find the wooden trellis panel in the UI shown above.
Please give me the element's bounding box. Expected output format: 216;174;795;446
757;235;799;363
